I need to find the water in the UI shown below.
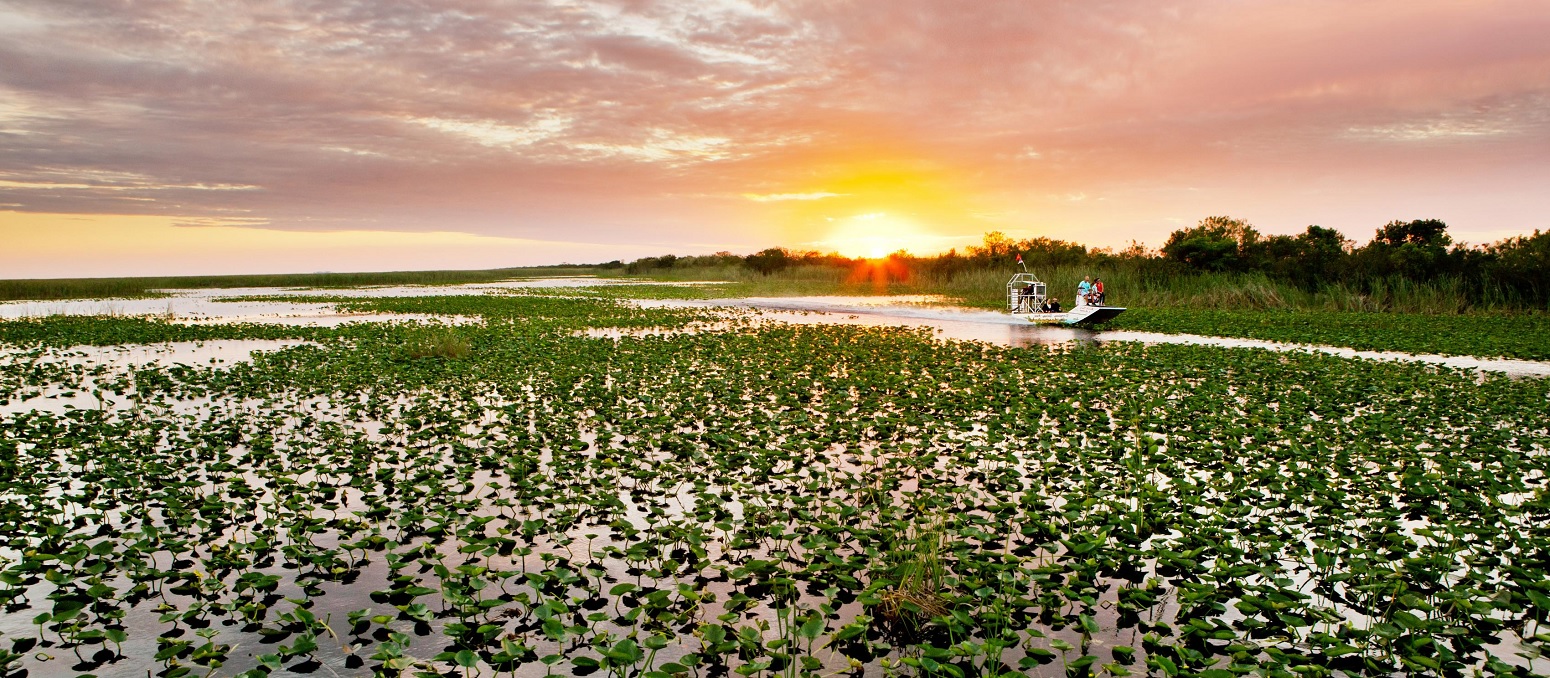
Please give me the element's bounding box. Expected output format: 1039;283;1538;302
4;285;1547;676
0;291;462;327
1;339;315;369
0;339;314;415
9;282;1542;377
1097;330;1550;378
0;277;714;326
629;296;1550;377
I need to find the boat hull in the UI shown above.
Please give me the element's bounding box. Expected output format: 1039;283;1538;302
1023;306;1126;326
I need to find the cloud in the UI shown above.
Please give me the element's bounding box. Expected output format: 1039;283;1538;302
409;114;573;149
0;0;1545;254
1345;120;1517;142
0;172;260;192
743;192;845;202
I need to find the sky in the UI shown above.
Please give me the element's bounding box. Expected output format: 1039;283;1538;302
2;0;1548;278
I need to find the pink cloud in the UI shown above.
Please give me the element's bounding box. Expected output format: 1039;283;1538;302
0;0;1545;263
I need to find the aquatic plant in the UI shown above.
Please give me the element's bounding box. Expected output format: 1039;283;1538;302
402;328;473;360
1106;307;1550;360
0;292;1546;677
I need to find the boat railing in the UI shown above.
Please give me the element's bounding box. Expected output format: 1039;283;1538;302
1006;273;1046;313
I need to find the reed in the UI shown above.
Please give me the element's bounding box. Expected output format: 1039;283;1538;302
874;517;953;635
628;264;1542;315
6;259;1537;316
402;328;473;360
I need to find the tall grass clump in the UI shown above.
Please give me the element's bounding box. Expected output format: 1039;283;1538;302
873;516;952;637
402;328;472;360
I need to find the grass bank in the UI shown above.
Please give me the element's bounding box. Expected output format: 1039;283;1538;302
10;261;1540;316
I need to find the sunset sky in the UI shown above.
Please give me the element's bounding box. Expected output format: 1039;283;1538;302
2;0;1548;278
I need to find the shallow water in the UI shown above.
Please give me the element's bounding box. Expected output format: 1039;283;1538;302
0;292;464;327
4;288;1548;677
10;283;1543;377
1099;330;1550;378
5;278;1547;388
0;277;709;325
0;339;313;415
1;339;315;369
631;296;1550;377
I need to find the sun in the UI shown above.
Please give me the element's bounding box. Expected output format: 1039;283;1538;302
818;212;940;259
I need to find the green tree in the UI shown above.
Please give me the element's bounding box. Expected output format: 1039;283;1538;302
1013;236;1088;267
1161;216;1263;271
1289;225;1351;285
1374;218;1451;249
744;248;791;275
625;254;679;273
970;231;1017;260
1353;219;1455;280
1484;229;1550;306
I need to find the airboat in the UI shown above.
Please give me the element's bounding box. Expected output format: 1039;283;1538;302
1006;271;1126;326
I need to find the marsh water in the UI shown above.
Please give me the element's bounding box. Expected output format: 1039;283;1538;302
3;280;1548;678
0;278;660;326
631;296;1550;378
4;281;1545;376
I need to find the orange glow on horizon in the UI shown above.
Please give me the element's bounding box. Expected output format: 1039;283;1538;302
768;159;994;257
816;212;942;259
0;211;617;279
846;256;911;291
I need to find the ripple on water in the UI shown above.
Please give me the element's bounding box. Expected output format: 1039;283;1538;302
0;339;313;415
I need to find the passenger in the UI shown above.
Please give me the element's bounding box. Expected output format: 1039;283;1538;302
1019;282;1038;311
1093;278;1105;306
1044;297;1062;313
1076;276;1092;307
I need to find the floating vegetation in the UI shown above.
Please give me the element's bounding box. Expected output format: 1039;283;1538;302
0;293;1547;677
0;315;319;348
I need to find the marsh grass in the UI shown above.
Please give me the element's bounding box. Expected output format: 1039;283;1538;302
10;259;1537;316
402;328;472;360
629;264;1543;314
875;517;953;637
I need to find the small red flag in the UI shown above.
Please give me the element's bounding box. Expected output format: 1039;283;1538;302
1015;253;1023;263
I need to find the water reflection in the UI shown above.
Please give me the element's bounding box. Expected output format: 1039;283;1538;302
0;277;716;324
627;296;1550;377
0;339;315;415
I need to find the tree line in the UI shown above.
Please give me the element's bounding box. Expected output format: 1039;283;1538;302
603;217;1550;309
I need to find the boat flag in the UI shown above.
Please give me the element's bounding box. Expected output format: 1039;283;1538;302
1015;254;1022;264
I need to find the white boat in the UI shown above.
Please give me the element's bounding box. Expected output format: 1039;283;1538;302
1007;272;1126;326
